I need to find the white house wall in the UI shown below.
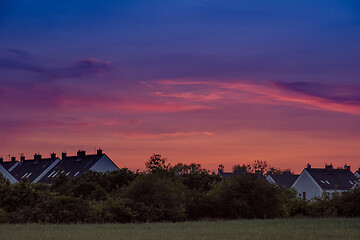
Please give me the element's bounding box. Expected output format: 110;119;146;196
292;170;322;200
0;164;18;183
266;175;275;184
90;156;119;172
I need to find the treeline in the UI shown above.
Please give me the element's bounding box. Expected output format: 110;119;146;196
0;154;359;223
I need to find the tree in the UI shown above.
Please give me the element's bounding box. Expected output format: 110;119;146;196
232;164;251;174
145;154;172;176
172;163;218;192
145;154;169;171
232;160;269;175
102;168;139;193
267;167;293;175
252;160;268;174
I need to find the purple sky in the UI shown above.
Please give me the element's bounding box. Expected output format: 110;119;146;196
1;0;360;172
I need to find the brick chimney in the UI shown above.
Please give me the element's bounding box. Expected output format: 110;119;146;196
34;154;41;161
97;148;103;156
344;164;350;172
62;152;67;160
0;157;3;163
20;155;25;164
218;164;224;175
77;150;86;158
11;156;16;162
306;163;311;169
325;164;333;170
51;152;56;159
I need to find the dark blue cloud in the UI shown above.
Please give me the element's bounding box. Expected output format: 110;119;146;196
274;82;360;104
0;50;112;81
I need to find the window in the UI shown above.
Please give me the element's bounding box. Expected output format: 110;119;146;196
349;181;354;185
302;192;306;200
74;171;80;176
325;180;330;184
320;180;325;184
48;171;56;177
22;172;33;178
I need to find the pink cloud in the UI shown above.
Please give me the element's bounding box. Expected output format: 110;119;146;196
122;131;214;139
60;96;208;112
151;79;360;115
154;91;224;102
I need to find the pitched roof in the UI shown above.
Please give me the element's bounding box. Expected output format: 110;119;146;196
0;161;19;172
268;173;299;188
307;167;357;191
39;153;105;183
218;172;235;178
11;157;60;183
216;171;266;180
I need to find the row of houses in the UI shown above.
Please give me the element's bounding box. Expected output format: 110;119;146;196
217;164;360;200
0;149;119;184
1;150;359;201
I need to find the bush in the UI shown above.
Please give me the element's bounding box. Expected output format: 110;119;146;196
184;189;214;220
88;198;133;223
0;209;7;223
123;174;186;222
209;173;281;219
34;194;89;223
339;188;360;217
279;188;309;217
1;181;38;213
308;192;342;217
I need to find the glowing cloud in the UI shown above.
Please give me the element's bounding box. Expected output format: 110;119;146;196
152;79;360;116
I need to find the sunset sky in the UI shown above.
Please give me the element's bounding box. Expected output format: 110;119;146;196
1;0;359;173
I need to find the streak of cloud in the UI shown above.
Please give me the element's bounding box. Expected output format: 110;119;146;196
122;131;214;139
152;79;360;115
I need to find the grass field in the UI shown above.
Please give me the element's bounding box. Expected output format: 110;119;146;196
0;218;359;240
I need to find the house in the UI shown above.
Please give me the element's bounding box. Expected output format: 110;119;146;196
38;149;119;184
292;164;357;200
0;149;119;184
11;153;61;183
266;173;299;189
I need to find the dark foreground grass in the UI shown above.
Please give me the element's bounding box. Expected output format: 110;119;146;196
0;218;359;240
